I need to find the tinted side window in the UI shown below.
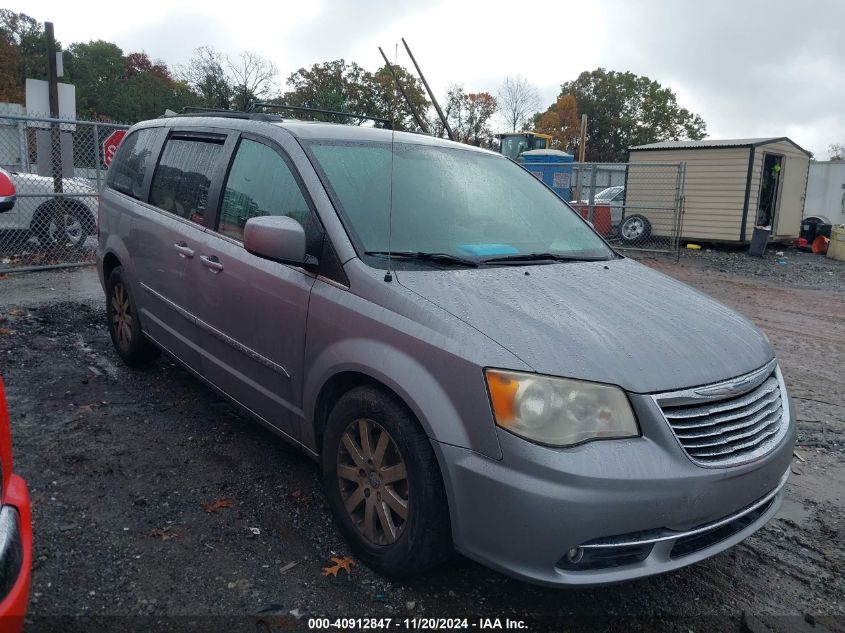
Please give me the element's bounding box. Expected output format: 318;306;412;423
107;128;158;199
150;137;224;225
218;139;313;243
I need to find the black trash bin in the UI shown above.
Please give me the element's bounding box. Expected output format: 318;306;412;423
749;226;770;257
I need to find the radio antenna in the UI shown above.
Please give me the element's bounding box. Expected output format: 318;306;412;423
384;43;398;283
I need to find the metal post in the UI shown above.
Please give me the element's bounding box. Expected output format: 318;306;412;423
578;114;587;163
402;38;455;141
46;22;65;246
587;164;597;222
93;122;102;192
673;162;687;262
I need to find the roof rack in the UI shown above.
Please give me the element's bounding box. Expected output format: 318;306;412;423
249;103;392;128
169;106;281;121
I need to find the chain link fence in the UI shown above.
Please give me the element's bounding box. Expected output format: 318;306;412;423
525;160;687;257
0;112;130;273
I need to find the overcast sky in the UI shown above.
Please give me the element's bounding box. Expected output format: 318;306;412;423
10;0;845;158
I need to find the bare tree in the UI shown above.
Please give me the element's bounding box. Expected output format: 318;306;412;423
179;46;232;109
829;142;845;161
228;51;278;111
180;47;277;111
498;75;540;132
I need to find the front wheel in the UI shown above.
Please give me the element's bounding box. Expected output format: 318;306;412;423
619;214;652;245
106;266;159;367
34;201;94;250
323;386;452;578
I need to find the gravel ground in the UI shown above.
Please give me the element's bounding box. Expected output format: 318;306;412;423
0;252;843;633
654;245;845;293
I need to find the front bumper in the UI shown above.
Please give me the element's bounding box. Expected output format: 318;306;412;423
0;474;32;631
434;395;794;587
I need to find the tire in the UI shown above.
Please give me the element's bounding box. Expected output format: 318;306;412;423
322;386;452;578
34;200;94;250
106;266;159;367
619;214;652;245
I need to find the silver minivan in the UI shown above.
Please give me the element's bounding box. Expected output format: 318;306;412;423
96;112;794;586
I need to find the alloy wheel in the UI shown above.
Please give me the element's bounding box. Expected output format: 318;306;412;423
336;418;410;545
622;217;645;240
111;282;133;350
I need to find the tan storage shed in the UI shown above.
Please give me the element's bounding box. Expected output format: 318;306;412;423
627;138;811;243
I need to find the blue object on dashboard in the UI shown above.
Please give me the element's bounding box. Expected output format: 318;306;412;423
459;244;520;256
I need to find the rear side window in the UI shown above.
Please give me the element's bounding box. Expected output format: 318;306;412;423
150;137;224;225
217;139;313;242
107;128;158;199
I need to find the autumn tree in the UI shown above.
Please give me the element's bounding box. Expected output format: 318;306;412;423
0;10;51;98
0;37;22;102
65;42;197;121
498;75;539;133
551;68;707;162
437;86;497;146
279;59;373;122
368;63;429;132
534;95;580;153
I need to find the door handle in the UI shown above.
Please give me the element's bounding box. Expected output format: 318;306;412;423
174;241;194;258
200;254;224;273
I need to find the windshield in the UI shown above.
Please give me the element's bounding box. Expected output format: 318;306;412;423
594;186;623;201
499;136;529;161
306;140;613;264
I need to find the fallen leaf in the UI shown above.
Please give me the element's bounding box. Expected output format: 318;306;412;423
7;309;24;316
0;316;6;324
0;274;7;281
248;526;261;536
150;527;180;541
288;490;302;501
201;498;234;513
321;556;355;577
0;328;12;336
31;495;45;505
77;403;96;413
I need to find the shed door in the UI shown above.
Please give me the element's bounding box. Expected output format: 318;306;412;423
774;155;809;237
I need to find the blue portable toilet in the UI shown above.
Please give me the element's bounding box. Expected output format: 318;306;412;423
520;149;574;201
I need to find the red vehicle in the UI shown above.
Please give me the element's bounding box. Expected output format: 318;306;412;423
0;377;31;633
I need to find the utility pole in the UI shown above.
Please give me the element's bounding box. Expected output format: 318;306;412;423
402;38;454;141
575;114;587;203
45;21;65;244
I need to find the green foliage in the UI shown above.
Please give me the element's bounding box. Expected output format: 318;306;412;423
64;41;200;121
278;59;429;132
0;9;51;91
550;68;707;162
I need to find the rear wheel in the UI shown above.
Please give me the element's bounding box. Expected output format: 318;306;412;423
106;266;159;367
323;386;451;578
619;214;652;245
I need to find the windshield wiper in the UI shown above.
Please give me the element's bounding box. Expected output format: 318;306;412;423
480;253;609;265
364;251;479;268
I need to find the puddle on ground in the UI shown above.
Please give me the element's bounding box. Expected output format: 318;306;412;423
776;497;812;527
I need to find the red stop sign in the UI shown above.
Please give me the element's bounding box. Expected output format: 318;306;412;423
102;130;127;168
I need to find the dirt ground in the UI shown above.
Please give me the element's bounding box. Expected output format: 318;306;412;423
0;249;843;633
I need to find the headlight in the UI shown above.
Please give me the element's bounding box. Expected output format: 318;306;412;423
485;369;639;447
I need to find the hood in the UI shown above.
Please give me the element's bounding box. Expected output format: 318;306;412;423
396;258;773;393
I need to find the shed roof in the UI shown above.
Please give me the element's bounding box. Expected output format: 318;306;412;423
629;137;811;156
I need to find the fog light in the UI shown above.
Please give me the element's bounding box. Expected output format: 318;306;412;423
565;547;583;563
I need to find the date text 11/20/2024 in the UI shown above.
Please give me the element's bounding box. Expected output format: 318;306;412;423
307;618;528;630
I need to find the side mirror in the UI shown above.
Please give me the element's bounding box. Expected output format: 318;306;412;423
0;170;15;213
244;215;310;265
